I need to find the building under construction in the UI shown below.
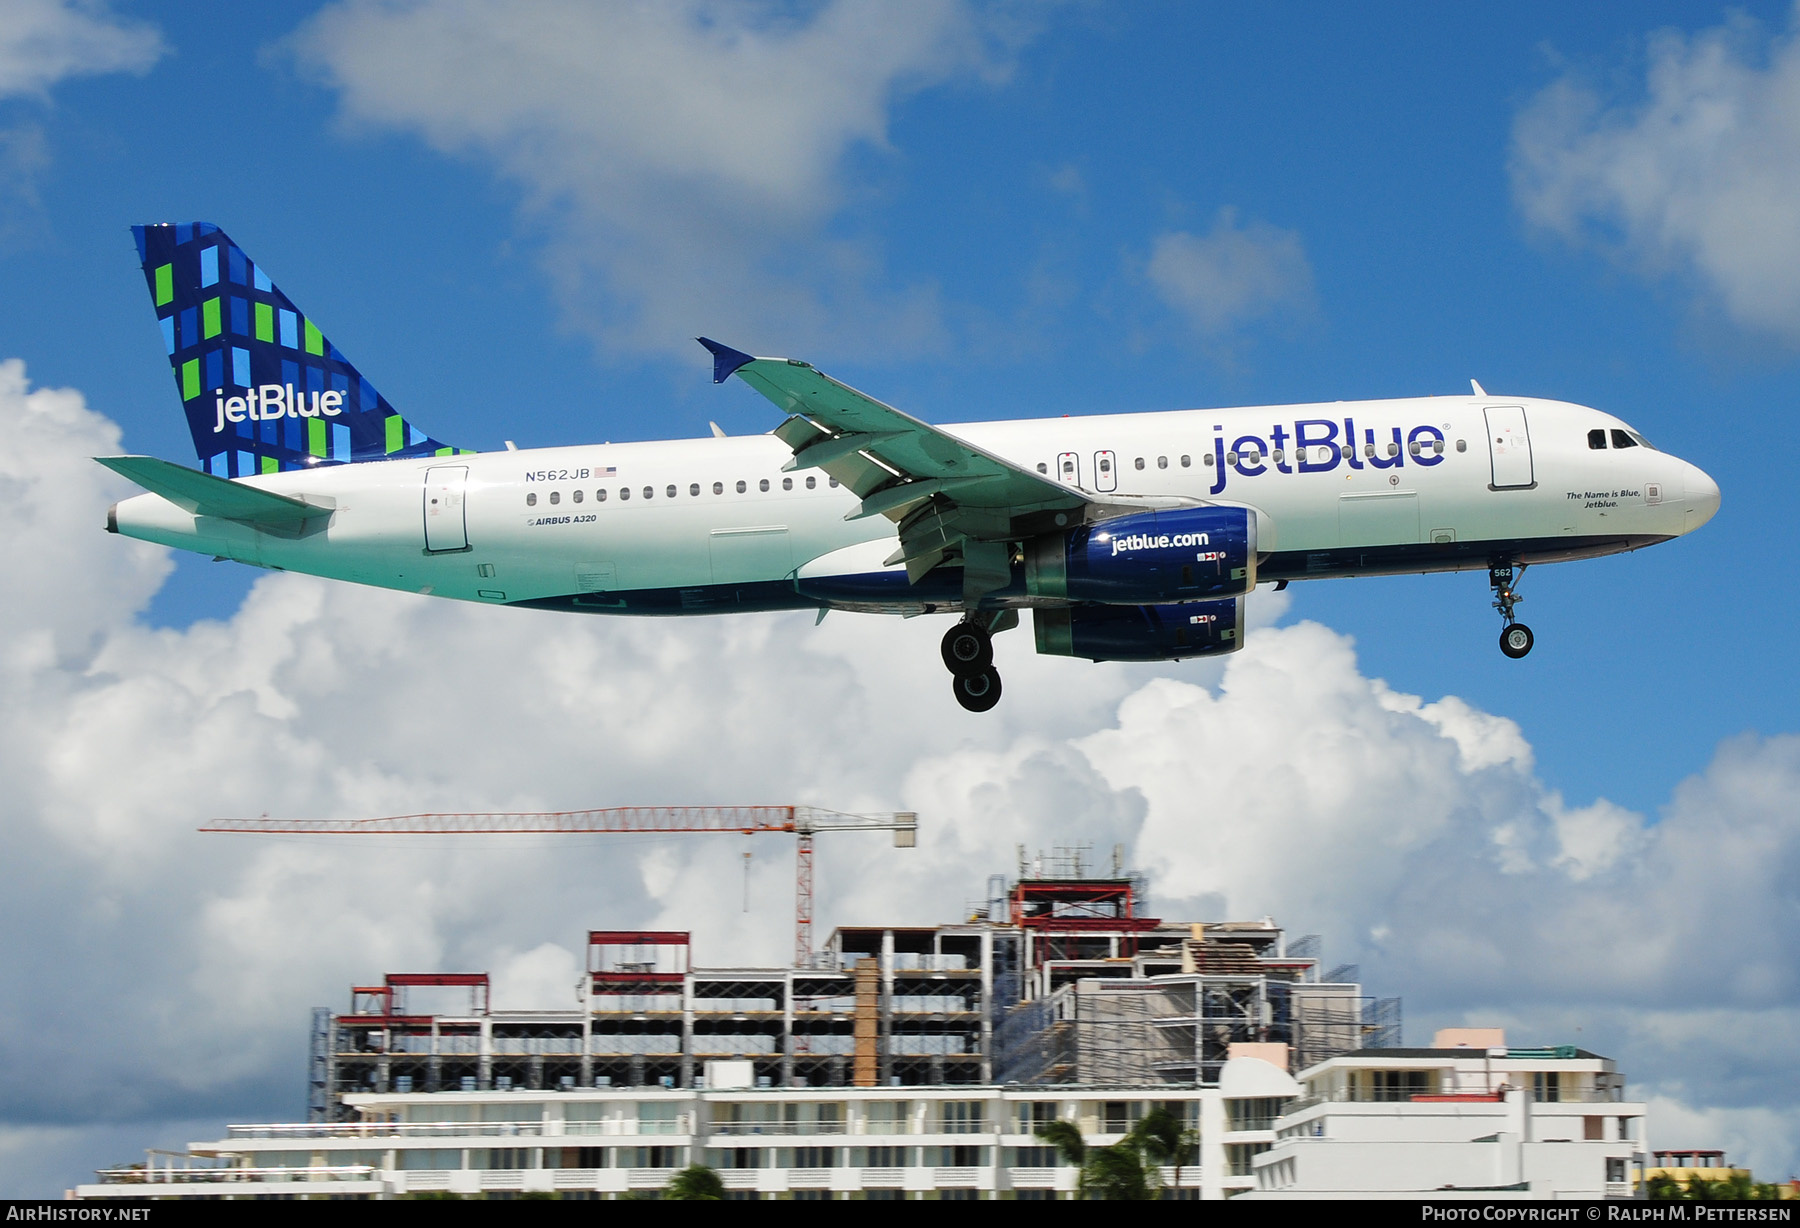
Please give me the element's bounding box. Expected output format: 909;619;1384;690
77;847;1411;1201
313;847;1399;1117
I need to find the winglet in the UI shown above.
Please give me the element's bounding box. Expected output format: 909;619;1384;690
697;337;756;384
1471;379;1487;396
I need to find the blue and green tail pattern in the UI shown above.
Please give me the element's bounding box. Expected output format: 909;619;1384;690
133;222;469;477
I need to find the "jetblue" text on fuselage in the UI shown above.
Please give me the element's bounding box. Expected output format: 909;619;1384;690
1205;419;1447;495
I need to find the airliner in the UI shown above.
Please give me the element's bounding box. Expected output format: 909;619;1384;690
102;224;1720;711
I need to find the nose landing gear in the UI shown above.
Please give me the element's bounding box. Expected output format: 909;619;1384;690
942;612;1015;711
1491;564;1534;659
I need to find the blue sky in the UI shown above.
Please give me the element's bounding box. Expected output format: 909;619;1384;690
1;0;1797;1195
4;1;1786;810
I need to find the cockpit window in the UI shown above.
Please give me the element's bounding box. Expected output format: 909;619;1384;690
1628;430;1656;450
1588;429;1607;450
1611;429;1637;450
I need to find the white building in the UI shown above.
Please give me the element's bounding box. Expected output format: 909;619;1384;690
75;1053;1302;1200
1242;1029;1647;1200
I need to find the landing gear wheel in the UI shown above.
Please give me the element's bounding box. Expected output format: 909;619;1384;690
952;667;1003;712
941;621;993;676
1488;563;1533;660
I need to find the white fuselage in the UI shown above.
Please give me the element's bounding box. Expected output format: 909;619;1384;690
109;395;1719;614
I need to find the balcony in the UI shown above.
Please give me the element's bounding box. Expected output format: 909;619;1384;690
96;1165;376;1187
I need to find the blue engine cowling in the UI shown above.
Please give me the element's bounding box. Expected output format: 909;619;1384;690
1023;506;1256;604
1033;598;1245;662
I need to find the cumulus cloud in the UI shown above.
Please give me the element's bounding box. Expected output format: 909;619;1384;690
1512;7;1800;344
288;0;1024;360
2;360;1797;1190
0;3;161;225
0;0;162;101
1144;208;1315;338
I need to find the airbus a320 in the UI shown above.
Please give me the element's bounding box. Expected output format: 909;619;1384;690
102;224;1720;711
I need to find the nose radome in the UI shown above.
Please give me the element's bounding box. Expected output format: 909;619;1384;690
1684;463;1720;533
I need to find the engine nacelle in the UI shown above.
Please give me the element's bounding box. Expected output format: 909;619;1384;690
1033;598;1245;662
1024;506;1256;605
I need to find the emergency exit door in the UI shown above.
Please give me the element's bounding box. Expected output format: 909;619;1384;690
1094;450;1118;492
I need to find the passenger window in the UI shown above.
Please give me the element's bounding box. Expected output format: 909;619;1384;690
1364;442;1375;458
572;489;583;503
1271;449;1283;464
1157;456;1168;469
1180;455;1191;468
1134;457;1145;470
1387;442;1399;457
806;476;817;489
596;489;607;502
619;488;630;500
1407;441;1420;456
829;477;839;487
1036;462;1048;474
526;492;537;507
1203;452;1215;465
713;481;724;495
1456;440;1467;453
1225;451;1238;464
549;491;560;505
690;483;700;496
1341;444;1352;459
1588;429;1607;450
1611;429;1636;449
643;486;654;499
759;478;770;492
782;477;793;490
736;480;747;493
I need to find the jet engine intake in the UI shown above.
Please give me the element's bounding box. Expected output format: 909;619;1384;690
1033;597;1245;662
1023;506;1255;604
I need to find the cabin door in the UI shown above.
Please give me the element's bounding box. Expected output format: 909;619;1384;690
1484;406;1534;489
423;466;469;552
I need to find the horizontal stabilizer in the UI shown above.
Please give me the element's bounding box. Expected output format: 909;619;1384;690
96;455;328;534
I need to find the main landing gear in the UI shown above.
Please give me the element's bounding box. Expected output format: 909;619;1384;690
942;614;1013;712
1490;564;1534;659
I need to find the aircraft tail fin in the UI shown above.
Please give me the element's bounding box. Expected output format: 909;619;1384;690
131;223;468;477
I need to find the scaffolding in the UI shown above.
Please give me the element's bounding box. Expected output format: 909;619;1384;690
313;847;1401;1116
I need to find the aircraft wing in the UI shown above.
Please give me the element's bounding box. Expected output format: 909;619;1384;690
698;338;1091;594
96;455;331;537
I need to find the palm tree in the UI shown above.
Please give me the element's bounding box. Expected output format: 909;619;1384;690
1084;1146;1152;1200
1036;1115;1160;1200
665;1163;724;1200
1127;1105;1198;1198
1035;1119;1087;1167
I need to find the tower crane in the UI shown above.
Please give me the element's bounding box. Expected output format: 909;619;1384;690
201;805;917;965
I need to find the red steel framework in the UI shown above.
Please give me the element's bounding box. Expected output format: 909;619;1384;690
348;972;490;1024
202;805;916;966
1010;875;1162;963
